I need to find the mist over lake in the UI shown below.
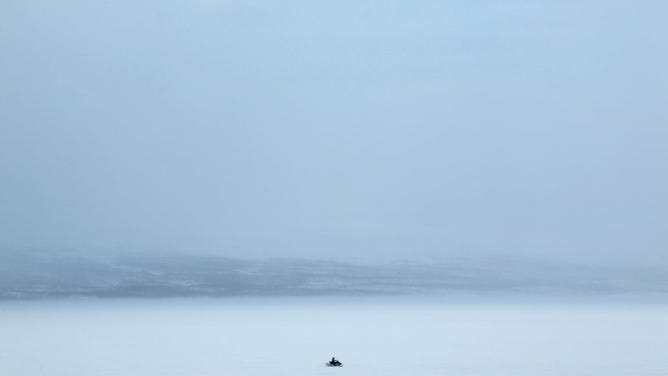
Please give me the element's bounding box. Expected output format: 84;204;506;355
1;0;666;374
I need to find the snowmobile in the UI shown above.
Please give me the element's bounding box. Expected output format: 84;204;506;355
326;358;343;367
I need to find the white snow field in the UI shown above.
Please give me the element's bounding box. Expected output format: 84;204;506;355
0;296;666;376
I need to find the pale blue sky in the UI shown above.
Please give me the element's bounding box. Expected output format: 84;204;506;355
1;0;666;264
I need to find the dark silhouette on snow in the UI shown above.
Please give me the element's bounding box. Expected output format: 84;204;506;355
327;357;342;367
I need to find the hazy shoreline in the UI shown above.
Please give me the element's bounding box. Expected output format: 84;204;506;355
2;252;667;301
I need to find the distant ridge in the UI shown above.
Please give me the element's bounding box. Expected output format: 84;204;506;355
1;252;666;300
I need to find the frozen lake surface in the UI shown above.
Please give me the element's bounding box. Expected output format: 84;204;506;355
1;296;667;376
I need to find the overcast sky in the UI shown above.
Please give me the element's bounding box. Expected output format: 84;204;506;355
0;0;666;264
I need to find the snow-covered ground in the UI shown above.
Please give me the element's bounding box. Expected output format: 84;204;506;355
1;296;666;376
